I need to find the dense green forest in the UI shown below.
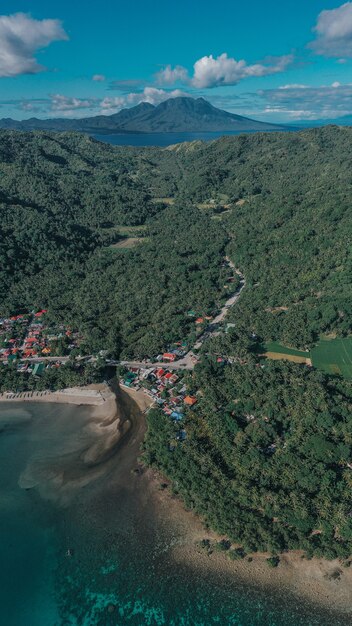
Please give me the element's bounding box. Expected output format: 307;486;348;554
1;126;352;558
1;126;351;354
144;358;352;559
0;130;228;357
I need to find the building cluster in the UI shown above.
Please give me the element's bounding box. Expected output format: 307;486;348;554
0;311;82;374
120;363;198;442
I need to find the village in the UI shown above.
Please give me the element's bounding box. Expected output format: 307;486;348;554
0;310;81;375
118;331;230;444
0;259;245;442
119;357;198;444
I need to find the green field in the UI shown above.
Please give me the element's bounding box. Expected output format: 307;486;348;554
264;342;309;358
310;337;352;379
262;338;352;380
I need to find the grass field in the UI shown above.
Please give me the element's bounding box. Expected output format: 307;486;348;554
262;338;352;379
310;337;352;379
264;342;310;358
259;342;311;364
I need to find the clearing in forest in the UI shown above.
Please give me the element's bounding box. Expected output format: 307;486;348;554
310;337;352;379
263;341;311;364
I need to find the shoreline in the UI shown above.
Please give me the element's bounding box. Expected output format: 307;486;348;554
0;383;115;408
120;383;352;616
119;384;155;412
1;383;351;616
144;469;352;618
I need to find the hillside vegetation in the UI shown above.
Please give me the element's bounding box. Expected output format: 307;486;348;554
1;126;352;559
1;126;351;353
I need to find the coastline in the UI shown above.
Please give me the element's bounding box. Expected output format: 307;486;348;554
119;384;155;412
144;467;352;618
0;383;115;408
1;382;351;618
118;383;352;617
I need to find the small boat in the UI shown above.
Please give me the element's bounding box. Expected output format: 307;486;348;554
65;548;74;558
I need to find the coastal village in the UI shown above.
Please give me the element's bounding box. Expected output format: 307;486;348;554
0;259;244;441
0;310;81;374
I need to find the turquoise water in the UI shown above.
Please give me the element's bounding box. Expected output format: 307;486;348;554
91;130;291;148
0;402;348;625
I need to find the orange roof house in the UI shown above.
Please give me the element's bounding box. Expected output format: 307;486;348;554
195;318;204;324
163;353;176;361
184;395;197;406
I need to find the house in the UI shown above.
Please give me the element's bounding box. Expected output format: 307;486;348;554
163;353;176;361
156;368;166;379
171;411;184;421
32;362;45;376
23;349;36;357
196;318;204;324
184;395;197;406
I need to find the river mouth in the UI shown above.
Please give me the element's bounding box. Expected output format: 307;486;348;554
0;392;349;625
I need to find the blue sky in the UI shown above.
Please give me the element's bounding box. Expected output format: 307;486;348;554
1;1;352;121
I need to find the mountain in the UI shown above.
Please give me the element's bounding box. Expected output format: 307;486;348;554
0;97;288;134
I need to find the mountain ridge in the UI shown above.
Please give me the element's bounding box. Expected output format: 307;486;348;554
0;97;288;134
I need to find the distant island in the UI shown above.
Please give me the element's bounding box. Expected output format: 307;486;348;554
0;96;289;134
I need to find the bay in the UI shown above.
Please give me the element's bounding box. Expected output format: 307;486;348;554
0;400;347;625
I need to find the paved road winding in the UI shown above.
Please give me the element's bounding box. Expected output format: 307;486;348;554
118;258;245;371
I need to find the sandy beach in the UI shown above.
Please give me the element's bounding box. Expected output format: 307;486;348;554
0;382;116;408
119;384;155;412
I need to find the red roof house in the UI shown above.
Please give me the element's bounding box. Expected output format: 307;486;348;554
184;395;197;406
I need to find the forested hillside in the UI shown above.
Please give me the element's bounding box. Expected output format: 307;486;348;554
1;126;351;355
161;127;352;348
0;130;228;357
145;357;352;559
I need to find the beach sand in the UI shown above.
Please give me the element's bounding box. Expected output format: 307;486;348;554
120;384;155;412
143;467;352;618
11;381;134;504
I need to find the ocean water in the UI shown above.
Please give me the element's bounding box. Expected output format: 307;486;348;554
0;401;348;626
91;130;278;148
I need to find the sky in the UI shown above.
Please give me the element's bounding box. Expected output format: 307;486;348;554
1;1;352;122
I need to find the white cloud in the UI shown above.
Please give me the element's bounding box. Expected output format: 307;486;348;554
279;84;308;90
0;12;68;77
101;87;189;111
155;53;293;89
92;74;105;82
50;94;98;111
155;64;189;85
256;82;352;120
310;2;352;57
191;53;293;88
